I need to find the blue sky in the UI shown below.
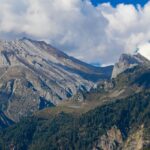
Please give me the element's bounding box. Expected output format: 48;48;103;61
91;0;149;6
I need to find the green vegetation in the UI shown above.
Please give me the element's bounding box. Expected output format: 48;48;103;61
0;91;150;150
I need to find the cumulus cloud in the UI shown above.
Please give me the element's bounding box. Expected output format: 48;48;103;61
139;42;150;59
0;0;150;65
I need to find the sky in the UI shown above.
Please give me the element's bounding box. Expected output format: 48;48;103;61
0;0;150;66
91;0;149;7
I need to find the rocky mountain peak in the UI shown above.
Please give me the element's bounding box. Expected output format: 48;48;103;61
119;53;149;64
0;38;113;121
112;53;150;78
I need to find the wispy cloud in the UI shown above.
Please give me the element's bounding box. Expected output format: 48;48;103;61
0;0;150;64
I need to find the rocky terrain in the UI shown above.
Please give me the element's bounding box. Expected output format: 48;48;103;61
112;53;150;78
0;38;150;150
0;38;112;121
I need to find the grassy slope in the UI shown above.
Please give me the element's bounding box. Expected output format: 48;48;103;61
0;91;150;150
36;66;150;119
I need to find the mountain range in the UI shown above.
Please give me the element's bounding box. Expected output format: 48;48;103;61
0;38;150;150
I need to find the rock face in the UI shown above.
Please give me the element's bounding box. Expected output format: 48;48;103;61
112;53;150;78
0;38;113;121
0;111;13;128
123;125;144;150
93;125;150;150
93;126;123;150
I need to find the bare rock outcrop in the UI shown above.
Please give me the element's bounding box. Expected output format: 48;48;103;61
112;53;150;78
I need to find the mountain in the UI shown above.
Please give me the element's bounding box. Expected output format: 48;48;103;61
0;51;150;150
112;53;150;78
0;91;150;150
0;38;113;122
0;38;150;150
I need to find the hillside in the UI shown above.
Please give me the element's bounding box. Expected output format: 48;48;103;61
0;39;150;150
40;63;150;116
0;38;113;122
0;52;150;150
0;91;150;150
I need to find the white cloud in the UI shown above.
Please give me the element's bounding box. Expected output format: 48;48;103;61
139;42;150;59
0;0;150;64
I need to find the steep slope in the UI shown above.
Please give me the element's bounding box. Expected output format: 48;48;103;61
112;53;150;78
54;63;150;114
0;52;150;149
1;91;150;150
0;111;13;129
30;56;150;128
0;38;112;121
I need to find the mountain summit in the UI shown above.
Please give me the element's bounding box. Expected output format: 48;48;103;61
0;38;112;121
112;53;150;78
